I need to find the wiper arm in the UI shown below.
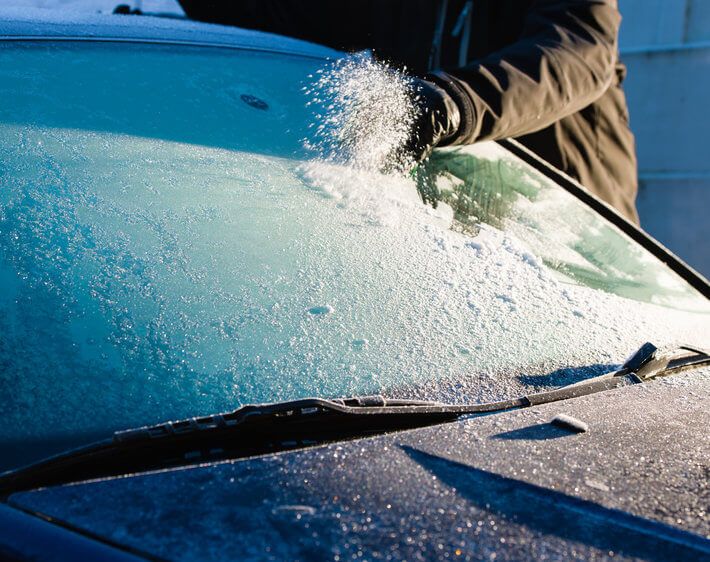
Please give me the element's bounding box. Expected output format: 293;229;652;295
623;342;710;380
1;343;707;496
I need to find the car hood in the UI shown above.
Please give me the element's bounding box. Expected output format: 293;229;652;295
7;370;710;561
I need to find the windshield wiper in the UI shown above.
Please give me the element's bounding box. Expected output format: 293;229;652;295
1;343;708;496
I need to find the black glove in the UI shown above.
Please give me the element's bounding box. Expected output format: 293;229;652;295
405;75;462;163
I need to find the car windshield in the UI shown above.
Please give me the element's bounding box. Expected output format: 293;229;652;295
1;40;709;472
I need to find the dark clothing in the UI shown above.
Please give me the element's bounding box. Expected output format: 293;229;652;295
180;0;639;223
178;0;442;73
435;0;638;223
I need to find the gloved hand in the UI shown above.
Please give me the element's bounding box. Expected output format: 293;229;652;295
405;75;463;163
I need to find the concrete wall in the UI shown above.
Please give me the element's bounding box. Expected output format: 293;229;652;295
619;0;710;46
618;0;710;278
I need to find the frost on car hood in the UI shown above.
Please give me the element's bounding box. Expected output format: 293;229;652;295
0;40;709;471
10;372;710;561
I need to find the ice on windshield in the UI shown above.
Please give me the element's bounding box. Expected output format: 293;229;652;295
0;42;709;471
303;53;418;173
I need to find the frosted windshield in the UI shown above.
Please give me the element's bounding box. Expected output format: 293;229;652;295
1;42;709;471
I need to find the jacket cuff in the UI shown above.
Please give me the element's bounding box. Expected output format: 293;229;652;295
425;70;476;146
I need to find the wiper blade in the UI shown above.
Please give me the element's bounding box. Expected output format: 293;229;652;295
1;343;708;496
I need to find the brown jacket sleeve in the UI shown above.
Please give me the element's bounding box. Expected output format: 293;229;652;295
434;0;621;144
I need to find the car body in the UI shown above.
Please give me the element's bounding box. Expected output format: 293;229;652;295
0;9;709;562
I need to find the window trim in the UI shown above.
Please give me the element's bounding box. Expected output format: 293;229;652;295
498;138;710;300
0;34;332;61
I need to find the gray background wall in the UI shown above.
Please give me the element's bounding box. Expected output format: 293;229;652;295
618;0;710;278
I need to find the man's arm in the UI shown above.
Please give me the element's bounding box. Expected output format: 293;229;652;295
433;0;621;145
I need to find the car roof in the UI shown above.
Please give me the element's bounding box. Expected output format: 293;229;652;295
0;7;339;59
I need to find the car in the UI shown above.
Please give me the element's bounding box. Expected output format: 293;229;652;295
0;9;709;562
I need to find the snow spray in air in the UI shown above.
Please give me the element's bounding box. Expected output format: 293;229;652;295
303;53;419;174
